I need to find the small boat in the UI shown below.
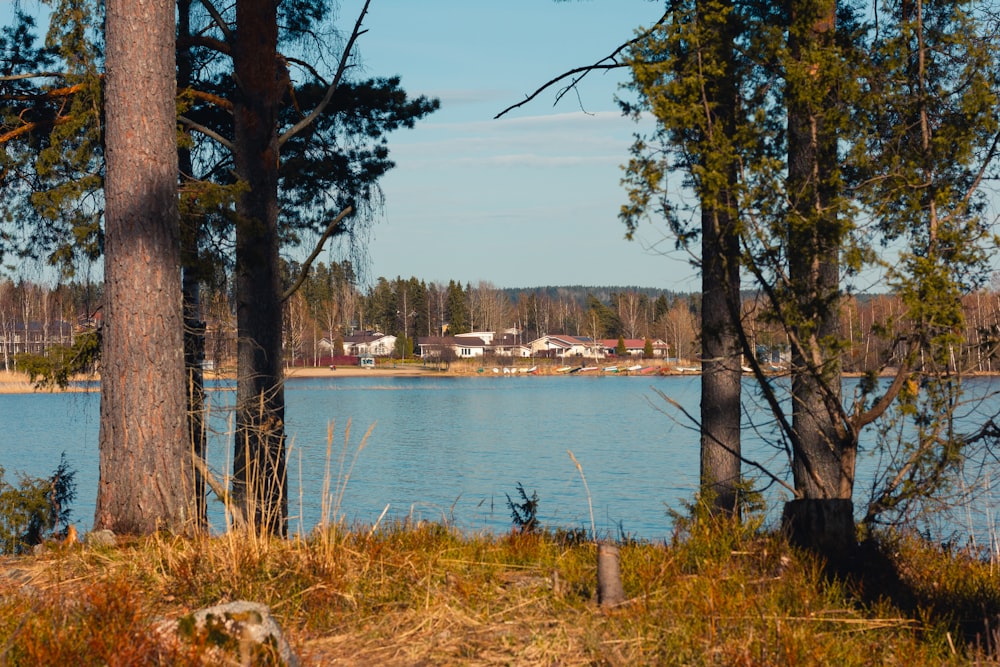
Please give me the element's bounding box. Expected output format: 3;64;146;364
603;366;619;373
576;366;599;373
626;364;644;373
640;366;658;375
555;366;574;374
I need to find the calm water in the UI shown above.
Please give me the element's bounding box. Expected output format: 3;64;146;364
2;375;998;542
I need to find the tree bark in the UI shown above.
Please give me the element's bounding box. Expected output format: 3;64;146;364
701;205;742;513
231;0;287;535
96;0;194;533
698;0;742;515
178;0;207;528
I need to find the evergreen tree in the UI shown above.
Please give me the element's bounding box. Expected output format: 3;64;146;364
445;280;469;334
624;0;752;515
626;0;1000;559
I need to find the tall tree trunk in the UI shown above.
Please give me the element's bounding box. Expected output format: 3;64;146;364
698;0;742;515
232;0;287;535
96;0;194;533
783;0;855;558
178;0;207;528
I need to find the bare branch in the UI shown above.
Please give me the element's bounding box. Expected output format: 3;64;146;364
196;0;233;43
852;357;911;429
281;206;354;303
189;451;245;529
184;87;233;112
649;387;797;496
178;115;234;150
0;81;91;104
177;34;231;56
0;71;66;82
494;9;670;120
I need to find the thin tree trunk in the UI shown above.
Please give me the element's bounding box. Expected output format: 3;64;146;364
232;0;287;535
96;0;193;533
178;0;207;528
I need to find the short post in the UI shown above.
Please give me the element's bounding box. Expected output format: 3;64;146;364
597;543;625;607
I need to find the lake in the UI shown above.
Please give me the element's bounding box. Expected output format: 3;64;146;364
3;374;998;543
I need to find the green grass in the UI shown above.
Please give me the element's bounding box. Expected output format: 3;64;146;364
1;516;999;666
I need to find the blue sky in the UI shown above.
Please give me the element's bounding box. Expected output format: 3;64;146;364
2;0;694;290
334;0;694;290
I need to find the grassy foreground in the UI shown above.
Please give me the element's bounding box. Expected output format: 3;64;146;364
2;514;1000;666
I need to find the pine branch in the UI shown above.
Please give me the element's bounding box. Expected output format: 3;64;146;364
279;0;372;146
0;116;69;144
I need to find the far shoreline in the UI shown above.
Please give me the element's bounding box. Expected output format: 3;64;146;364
0;360;687;394
3;361;941;395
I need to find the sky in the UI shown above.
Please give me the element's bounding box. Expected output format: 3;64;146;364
1;0;694;291
331;0;694;291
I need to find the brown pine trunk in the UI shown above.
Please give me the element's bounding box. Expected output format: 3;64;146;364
96;0;194;533
231;0;287;535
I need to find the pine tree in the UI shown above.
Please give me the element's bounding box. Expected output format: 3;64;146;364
623;0;752;515
95;0;194;533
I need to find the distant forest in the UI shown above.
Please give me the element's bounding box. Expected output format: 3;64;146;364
4;264;1000;374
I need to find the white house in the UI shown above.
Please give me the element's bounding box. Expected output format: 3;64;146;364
322;332;398;357
527;335;605;360
417;335;489;359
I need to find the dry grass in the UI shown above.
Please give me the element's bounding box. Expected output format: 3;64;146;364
1;517;998;666
0;370;96;393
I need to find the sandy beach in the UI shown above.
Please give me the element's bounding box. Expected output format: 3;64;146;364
0;366;438;394
0;362;517;394
0;360;682;394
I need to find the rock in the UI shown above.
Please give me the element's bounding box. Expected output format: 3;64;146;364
84;529;116;548
159;601;299;667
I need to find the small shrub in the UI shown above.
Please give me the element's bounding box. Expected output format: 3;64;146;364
505;482;539;533
0;454;76;554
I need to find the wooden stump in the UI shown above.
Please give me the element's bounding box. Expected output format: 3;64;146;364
781;498;856;559
597;543;625;607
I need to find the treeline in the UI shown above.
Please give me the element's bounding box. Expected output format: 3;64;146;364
7;265;1000;372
